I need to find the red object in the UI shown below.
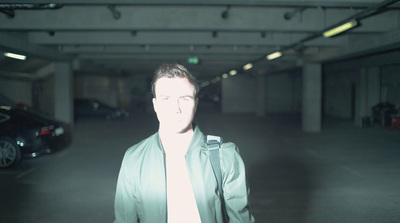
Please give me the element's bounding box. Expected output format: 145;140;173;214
390;116;400;130
15;103;29;110
39;128;51;135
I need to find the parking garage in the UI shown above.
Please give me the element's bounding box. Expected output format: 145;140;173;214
1;1;400;223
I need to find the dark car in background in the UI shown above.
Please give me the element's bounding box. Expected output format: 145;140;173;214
74;98;129;121
0;107;67;168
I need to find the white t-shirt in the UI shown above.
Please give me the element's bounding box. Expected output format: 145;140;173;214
165;147;202;223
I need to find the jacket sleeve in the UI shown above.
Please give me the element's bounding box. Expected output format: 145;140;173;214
114;149;139;223
221;143;255;223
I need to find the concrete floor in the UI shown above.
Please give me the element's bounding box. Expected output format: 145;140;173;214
1;107;400;223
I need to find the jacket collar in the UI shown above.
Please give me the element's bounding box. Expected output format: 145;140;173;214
155;123;206;154
188;123;207;153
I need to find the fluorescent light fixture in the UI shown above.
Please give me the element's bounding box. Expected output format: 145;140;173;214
200;81;210;88
243;63;253;70
229;70;237;76
4;52;26;60
266;51;282;60
323;20;358;38
222;73;229;79
212;76;221;84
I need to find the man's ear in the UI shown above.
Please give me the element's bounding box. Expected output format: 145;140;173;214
152;97;157;113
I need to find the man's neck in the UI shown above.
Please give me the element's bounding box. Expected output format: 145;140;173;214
159;126;194;155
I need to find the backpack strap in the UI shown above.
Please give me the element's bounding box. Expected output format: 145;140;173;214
206;135;229;223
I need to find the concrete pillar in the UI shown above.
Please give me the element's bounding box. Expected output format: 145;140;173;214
54;62;74;126
256;74;266;117
302;63;322;132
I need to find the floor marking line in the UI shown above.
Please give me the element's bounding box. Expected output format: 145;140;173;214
341;165;362;177
15;168;36;179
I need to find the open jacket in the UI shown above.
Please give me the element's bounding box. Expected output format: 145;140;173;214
114;125;255;223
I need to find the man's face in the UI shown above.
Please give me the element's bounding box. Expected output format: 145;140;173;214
152;77;198;134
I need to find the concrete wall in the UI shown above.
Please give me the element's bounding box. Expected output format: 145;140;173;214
2;51;400;123
0;76;57;119
222;75;256;113
381;65;400;105
323;62;400;121
265;72;302;114
78;75;115;106
74;73;151;111
123;75;152;112
33;76;55;118
0;78;32;107
323;69;356;119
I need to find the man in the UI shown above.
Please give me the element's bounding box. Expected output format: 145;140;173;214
114;63;255;223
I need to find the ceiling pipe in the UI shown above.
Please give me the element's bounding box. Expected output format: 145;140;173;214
221;5;230;19
212;0;400;84
284;7;306;21
0;4;63;18
0;9;14;18
0;4;63;10
107;5;121;20
266;0;400;61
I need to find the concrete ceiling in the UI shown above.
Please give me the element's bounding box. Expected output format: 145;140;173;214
0;0;399;82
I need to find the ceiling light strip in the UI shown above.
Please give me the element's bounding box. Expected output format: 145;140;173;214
266;51;282;60
323;20;358;38
4;52;27;60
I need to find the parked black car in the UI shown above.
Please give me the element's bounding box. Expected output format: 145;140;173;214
0;107;67;168
74;98;129;120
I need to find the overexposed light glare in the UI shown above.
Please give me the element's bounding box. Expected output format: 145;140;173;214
222;73;229;79
17;141;24;147
4;52;27;60
229;70;237;76
323;20;358;38
266;51;282;60
243;63;253;70
200;81;210;88
212;76;221;83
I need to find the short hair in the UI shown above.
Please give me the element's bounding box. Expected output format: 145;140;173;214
151;63;200;98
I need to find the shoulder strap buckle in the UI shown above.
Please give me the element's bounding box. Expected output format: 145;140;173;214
206;135;223;150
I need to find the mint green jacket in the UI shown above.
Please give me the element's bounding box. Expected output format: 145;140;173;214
114;125;255;223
